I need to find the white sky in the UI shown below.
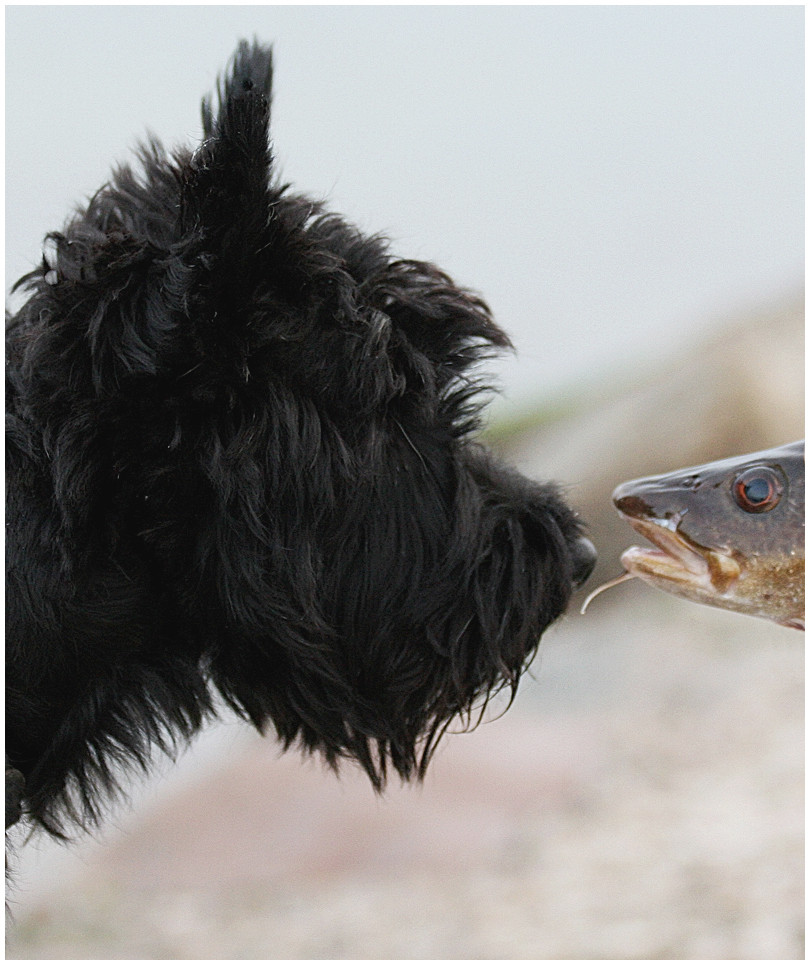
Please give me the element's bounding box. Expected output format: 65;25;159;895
5;5;803;410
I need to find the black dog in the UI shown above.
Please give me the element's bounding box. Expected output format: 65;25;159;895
6;42;595;839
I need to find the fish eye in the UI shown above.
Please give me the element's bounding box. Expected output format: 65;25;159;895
732;465;784;513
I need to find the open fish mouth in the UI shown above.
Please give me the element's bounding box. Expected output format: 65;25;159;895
581;514;742;616
619;514;741;595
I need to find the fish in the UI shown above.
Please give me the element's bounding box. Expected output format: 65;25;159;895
582;441;805;629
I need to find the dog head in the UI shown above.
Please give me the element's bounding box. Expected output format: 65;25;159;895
7;42;595;829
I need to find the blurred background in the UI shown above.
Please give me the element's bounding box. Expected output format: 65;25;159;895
5;5;803;960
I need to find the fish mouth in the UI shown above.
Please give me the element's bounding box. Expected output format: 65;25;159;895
619;515;741;594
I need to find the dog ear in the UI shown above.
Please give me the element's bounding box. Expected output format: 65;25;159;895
181;41;275;297
200;39;274;141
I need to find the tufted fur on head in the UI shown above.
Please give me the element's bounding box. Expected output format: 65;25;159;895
6;41;595;837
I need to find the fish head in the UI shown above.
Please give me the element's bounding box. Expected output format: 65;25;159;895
611;441;805;628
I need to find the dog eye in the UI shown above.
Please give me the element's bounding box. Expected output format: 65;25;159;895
732;466;783;513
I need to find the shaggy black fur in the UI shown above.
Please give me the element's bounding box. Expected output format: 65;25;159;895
6;41;596;838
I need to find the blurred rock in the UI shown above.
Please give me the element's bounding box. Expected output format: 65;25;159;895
496;293;804;588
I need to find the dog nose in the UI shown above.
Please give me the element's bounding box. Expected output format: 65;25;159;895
571;535;597;588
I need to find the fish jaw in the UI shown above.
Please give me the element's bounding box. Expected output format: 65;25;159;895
617;513;804;626
618;515;743;609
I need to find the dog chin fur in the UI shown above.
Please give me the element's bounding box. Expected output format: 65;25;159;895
6;41;595;837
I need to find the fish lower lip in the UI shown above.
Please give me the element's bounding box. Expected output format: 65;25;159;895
620;546;707;585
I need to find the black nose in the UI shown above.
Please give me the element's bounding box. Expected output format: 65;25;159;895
571;535;597;588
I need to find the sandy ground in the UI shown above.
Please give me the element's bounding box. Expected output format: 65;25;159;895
6;589;803;960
